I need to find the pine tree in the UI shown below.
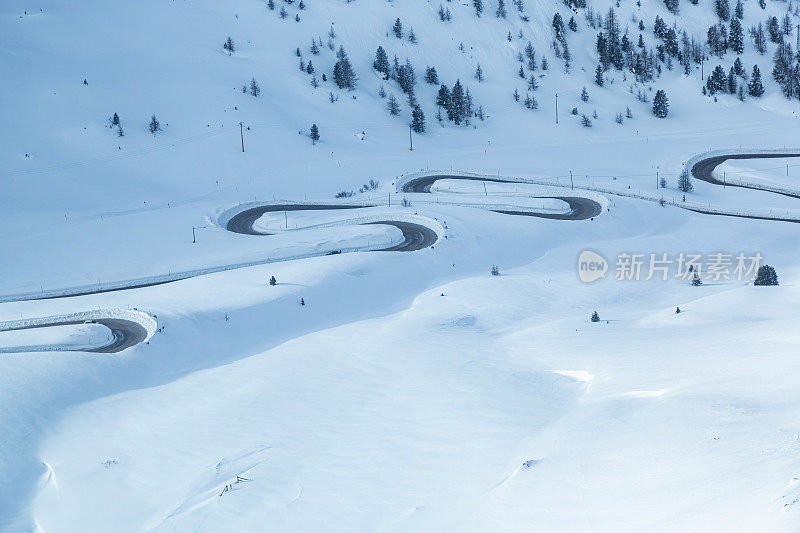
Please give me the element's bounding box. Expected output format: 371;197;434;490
474;63;484;82
595;64;604;86
715;0;730;20
748;64;765;96
664;0;679;14
311;38;320;55
569;16;578;31
378;85;386;98
267;0;274;9
581;86;589;101
223;36;235;53
387;94;401;116
730;17;744;53
411;105;426;133
279;6;288;18
424;66;439;84
591;311;600;322
408;27;417;43
691;273;703;286
527;74;538;91
753;265;778;285
393;18;403;38
652;89;669;117
436;84;452;110
149;114;161;134
269;276;277;286
333;46;357;90
473;0;484;17
310;123;320;143
735;0;744;18
727;67;737;93
513;88;520;101
496;0;507;18
306;61;314;75
250;77;261;97
581;114;593;127
373;46;390;78
768;16;781;43
450;80;465;124
525;41;537;70
111;112;120;126
677;170;693;192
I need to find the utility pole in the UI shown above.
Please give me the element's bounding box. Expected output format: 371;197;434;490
555;93;559;124
239;122;245;152
656;170;659;189
388;192;391;207
192;226;197;244
570;170;574;190
409;125;413;151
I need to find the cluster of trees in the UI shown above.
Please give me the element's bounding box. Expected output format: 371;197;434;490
333;46;357;90
392;18;417;43
373;46;426;132
436;80;475;125
772;43;800;99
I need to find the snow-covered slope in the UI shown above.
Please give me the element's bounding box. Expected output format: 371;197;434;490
3;0;800;530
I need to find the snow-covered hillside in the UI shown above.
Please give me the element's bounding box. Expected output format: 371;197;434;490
3;0;800;530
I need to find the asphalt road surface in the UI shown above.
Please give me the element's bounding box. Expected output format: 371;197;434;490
400;174;603;220
225;204;439;251
691;153;800;199
0;317;150;354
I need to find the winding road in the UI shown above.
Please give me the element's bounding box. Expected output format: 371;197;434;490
3;152;795;353
0;311;155;354
691;153;800;198
225;204;439;251
400;174;603;220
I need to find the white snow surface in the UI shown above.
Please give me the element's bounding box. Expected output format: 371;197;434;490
3;0;800;530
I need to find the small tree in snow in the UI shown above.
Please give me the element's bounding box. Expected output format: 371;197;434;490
250;78;261;97
753;265;778;285
310;123;320;143
652;89;669;117
677;170;693;192
223;37;235;54
591;311;600;322
149;115;161;134
269;276;277;286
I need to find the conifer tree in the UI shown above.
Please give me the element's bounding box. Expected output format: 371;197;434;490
411;106;426;133
149;114;161;134
474;63;484;82
310;123;320;143
424;66;439;84
387;94;401;115
333;46;357;90
748;64;765;96
393;18;403;38
373;46;390;78
652;89;669;117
